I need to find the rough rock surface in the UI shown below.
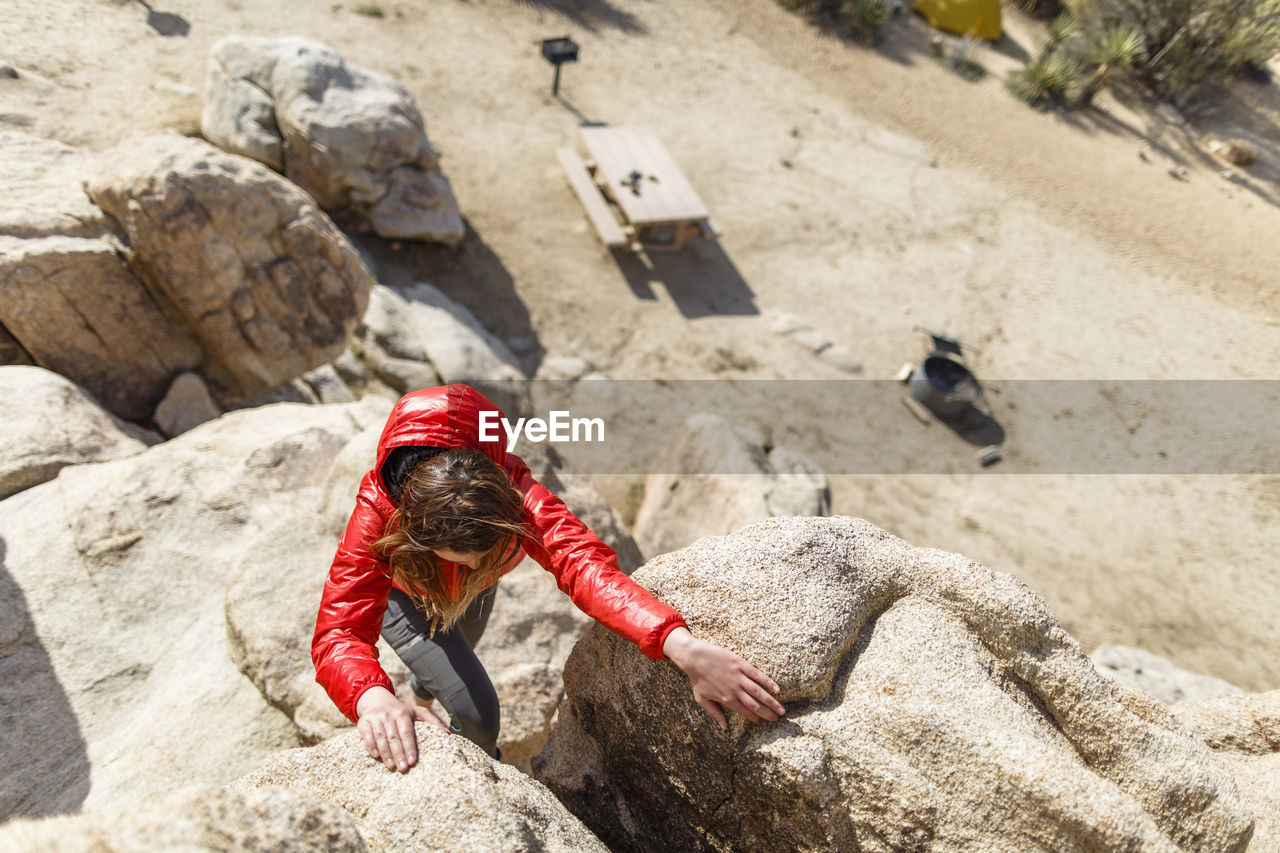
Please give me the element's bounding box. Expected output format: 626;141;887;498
202;36;464;244
356;283;527;416
225;511;412;747
0;131;117;241
230;728;609;852
0;131;201;418
534;515;1255;852
1093;643;1246;705
303;362;357;405
554;473;645;573
0;785;365;853
475;561;595;771
0;366;150;501
86;131;371;405
322;418;388;536
633;413;831;556
1172;690;1280;756
0;325;33;366
229;377;323;410
488;663;571;774
331;341;402;402
0;400;383;817
1172;691;1280;849
534;356;593;381
152;370;223;438
1208;136;1263;167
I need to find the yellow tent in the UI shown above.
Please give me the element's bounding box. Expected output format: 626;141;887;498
914;0;1002;41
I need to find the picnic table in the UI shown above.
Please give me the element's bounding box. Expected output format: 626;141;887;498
557;126;720;252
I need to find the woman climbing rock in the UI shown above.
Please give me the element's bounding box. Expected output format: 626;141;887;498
312;384;785;772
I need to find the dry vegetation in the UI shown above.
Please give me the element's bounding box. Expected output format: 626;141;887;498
1010;0;1280;107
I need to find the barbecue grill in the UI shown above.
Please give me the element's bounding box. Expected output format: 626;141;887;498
541;37;580;96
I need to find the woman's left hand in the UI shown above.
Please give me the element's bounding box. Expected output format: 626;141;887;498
662;626;786;730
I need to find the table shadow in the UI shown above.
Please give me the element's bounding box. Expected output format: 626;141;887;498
613;237;758;319
0;537;91;820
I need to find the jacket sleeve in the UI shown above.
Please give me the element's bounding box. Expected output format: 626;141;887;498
507;455;687;659
312;470;396;722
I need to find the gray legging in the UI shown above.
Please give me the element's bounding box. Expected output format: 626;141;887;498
380;585;500;758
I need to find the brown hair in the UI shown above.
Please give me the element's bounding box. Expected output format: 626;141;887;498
373;447;529;634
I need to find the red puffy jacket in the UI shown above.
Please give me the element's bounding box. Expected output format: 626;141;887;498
312;384;687;722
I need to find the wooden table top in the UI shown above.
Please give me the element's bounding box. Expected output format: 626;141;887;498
579;126;711;227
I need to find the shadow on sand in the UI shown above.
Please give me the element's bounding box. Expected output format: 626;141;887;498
355;221;549;370
936;404;1006;447
790;5;1030;72
134;0;190;37
614;236;759;320
509;0;647;34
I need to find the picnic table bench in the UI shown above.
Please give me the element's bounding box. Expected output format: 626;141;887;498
558;126;720;252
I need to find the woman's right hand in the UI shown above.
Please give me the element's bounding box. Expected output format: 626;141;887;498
355;685;448;773
662;627;785;730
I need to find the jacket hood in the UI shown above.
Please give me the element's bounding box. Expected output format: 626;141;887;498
374;385;511;479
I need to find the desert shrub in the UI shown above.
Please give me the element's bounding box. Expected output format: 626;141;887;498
1080;24;1143;99
1047;11;1084;46
1065;0;1280;104
844;0;892;40
775;0;890;42
941;35;989;80
1011;0;1066;19
777;0;837;12
1008;48;1088;104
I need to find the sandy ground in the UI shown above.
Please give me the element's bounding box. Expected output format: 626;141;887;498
3;0;1278;691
